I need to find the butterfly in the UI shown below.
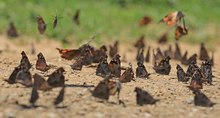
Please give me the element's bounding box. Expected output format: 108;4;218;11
53;15;58;29
153;48;164;67
153;56;171;75
5;66;21;84
187;68;203;91
181;54;197;65
36;16;47;34
15;69;32;87
54;87;65;106
109;41;119;59
139;16;152;26
145;46;151;63
119;63;135;83
175;26;188;40
92;45;107;63
136;48;144;64
158;33;168;44
160;11;184;26
7;22;18;37
29;87;39;107
199;42;210;61
109;54;121;77
176;64;190;82
33;73;51;91
56;48;81;60
136;61;150;78
70;56;83;71
180;51;188;64
200;59;212;84
96;55;111;77
92;80;110;100
174;42;182;61
36;52;50;72
134;87;158;106
134;35;145;49
193;90;215;107
20;51;32;71
73;9;80;25
47;67;65;88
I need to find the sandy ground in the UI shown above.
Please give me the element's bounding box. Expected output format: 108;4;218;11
0;35;220;118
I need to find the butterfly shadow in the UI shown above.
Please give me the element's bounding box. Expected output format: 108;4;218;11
65;84;94;88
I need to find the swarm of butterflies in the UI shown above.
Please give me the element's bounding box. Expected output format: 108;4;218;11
4;11;215;108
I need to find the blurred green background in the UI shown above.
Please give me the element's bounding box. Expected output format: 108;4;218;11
0;0;220;44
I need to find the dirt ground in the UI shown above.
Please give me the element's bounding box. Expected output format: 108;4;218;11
0;35;220;118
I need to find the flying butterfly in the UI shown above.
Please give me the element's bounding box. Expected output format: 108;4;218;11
73;9;80;25
139;16;152;26
36;16;47;34
53;15;58;29
160;11;184;26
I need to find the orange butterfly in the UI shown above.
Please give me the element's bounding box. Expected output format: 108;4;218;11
160;11;184;26
56;48;81;60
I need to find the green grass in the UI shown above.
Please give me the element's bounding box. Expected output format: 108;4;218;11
0;0;220;44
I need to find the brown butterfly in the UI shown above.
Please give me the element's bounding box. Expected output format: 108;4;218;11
53;15;58;29
175;25;188;40
182;54;197;65
193;90;215;107
139;16;152;26
145;46;151;63
119;63;135;83
186;61;199;77
160;11;184;26
96;55;111;77
199;42;210;61
70;56;83;71
15;69;32;87
33;73;51;91
5;66;21;84
20;51;32;71
7;22;18;37
153;48;164;67
158;33;168;44
200;59;212;84
174;42;182;60
56;48;81;60
47;67;65;88
176;64;190;82
36;16;47;34
29;87;39;107
187;68;203;91
134;35;145;49
136;61;150;78
136;48;144;64
134;87;158;106
109;41;119;58
109;54;121;77
181;51;188;64
36;52;50;72
153;56;171;75
73;9;80;25
92;79;110;100
54;87;65;106
81;48;93;66
92;45;107;63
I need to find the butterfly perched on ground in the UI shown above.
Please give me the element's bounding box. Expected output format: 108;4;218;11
119;63;135;83
92;45;107;63
193;90;215;107
73;9;80;25
136;61;150;78
181;54;197;65
145;46;151;63
54;87;65;107
109;54;121;77
29;87;39;107
160;11;184;26
158;33;168;44
139;16;152;26
7;22;18;37
36;52;50;72
199;42;210;61
56;48;81;60
92;79;110;100
134;87;158;106
200;59;212;84
109;41;119;59
33;73;51;91
153;48;164;67
36;16;47;34
70;56;83;71
15;69;32;87
5;66;21;84
187;68;203;91
136;48;144;64
96;55;111;77
134;35;145;49
176;64;190;82
153;56;171;75
20;51;32;71
47;67;65;88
